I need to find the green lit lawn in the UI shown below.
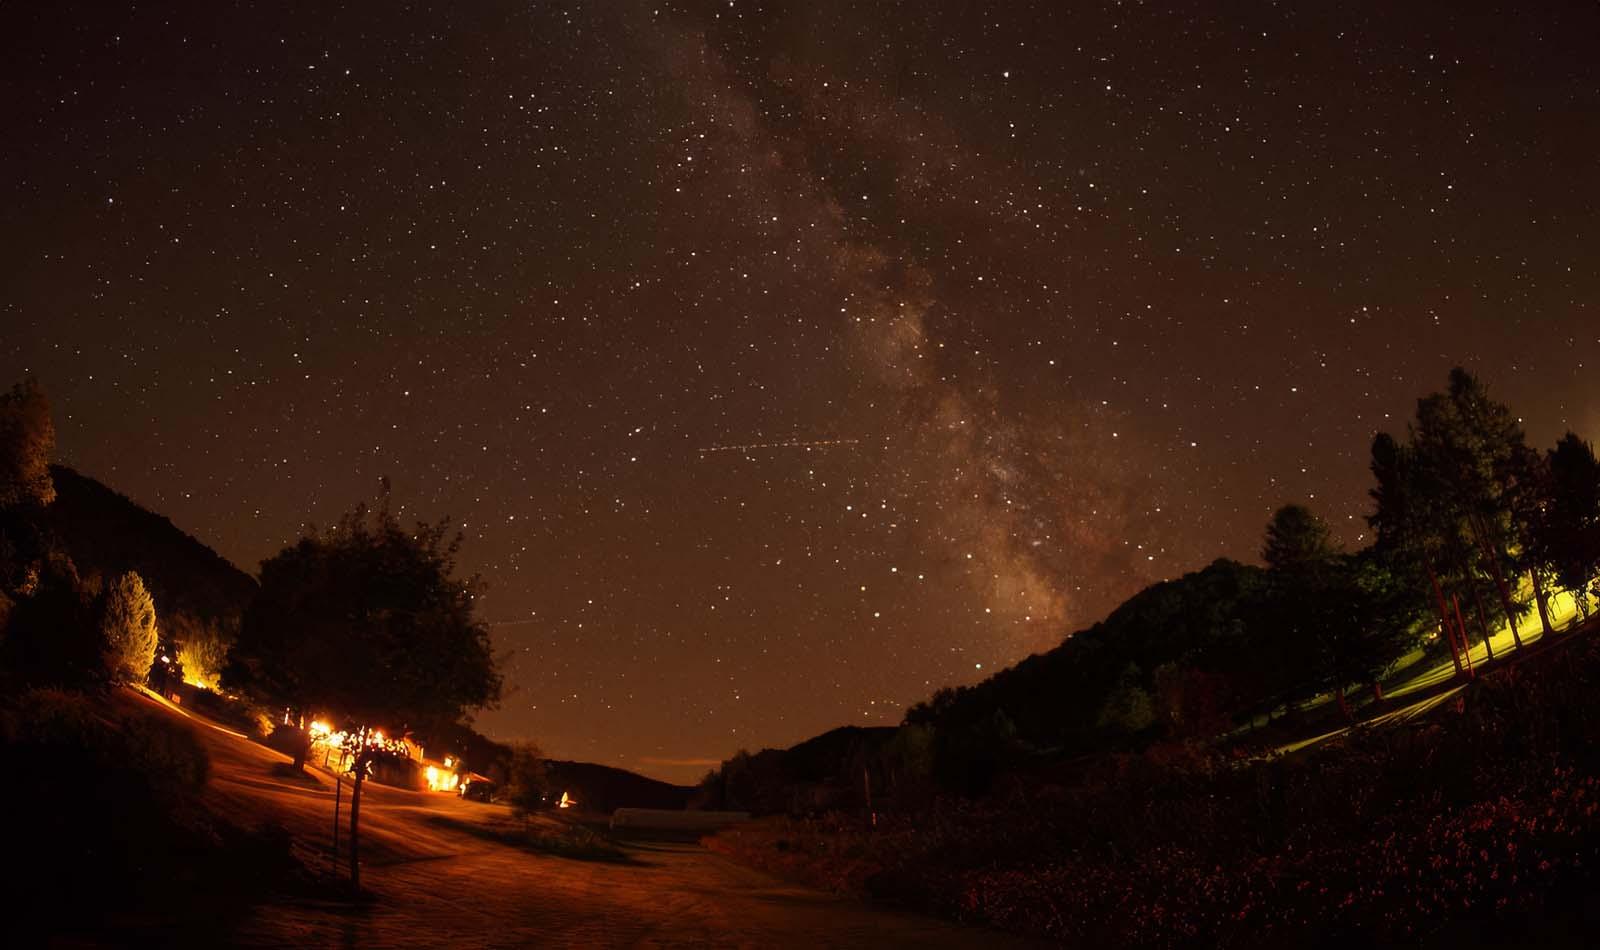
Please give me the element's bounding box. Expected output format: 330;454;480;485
1268;589;1590;756
1385;587;1587;699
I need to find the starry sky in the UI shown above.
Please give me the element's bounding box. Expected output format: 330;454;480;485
4;2;1598;781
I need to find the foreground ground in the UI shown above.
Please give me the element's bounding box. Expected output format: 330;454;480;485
123;690;1028;948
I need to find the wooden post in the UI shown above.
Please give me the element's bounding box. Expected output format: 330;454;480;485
1427;564;1464;677
350;729;367;890
1454;596;1475;678
332;766;342;867
864;766;876;829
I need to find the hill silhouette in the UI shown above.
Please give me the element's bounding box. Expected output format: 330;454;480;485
44;465;258;624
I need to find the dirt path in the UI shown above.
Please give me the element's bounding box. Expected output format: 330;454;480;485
129;691;1028;948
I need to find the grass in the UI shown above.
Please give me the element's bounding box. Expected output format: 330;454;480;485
424;812;636;864
1235;587;1591;756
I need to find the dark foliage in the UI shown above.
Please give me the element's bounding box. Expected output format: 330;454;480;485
226;500;501;732
696;725;897;813
1540;434;1600;603
0;549;107;687
906;558;1270;755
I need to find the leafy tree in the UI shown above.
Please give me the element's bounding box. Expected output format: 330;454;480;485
1504;443;1560;636
1262;504;1336;571
1540;433;1600;611
1370;428;1495;673
1;552;105;686
0;379;56;509
1095;663;1155;734
1259;505;1421;717
1412;368;1530;651
1259;504;1344;710
227;497;501;888
171;611;236;690
1338;548;1427;699
102;571;158;684
505;741;551;818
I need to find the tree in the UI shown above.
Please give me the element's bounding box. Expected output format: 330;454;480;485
1095;663;1155;734
1260;504;1344;711
1369;432;1467;672
504;741;551;819
1259;505;1420;718
102;571;158;684
1;551;105;686
1540;433;1600;611
1505;443;1559;637
227;497;502;889
171;611;236;690
0;379;56;509
1338;548;1427;700
1412;368;1530;651
1263;504;1337;572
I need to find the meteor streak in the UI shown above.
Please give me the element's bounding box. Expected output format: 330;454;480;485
699;438;860;455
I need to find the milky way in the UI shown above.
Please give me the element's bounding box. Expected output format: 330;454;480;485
4;2;1597;780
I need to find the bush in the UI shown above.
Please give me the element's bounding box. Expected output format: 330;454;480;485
505;741;551;816
1;552;107;687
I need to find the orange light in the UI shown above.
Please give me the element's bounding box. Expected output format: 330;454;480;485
424;763;461;792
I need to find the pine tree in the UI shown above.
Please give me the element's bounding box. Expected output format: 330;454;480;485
102;571;158;684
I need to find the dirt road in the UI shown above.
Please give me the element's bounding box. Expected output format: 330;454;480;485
130;691;1025;948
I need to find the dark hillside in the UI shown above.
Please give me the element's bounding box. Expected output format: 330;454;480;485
44;465;257;622
546;760;695;812
783;725;897;782
908;558;1270;751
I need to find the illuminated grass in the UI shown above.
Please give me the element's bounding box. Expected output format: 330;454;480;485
1268;590;1592;757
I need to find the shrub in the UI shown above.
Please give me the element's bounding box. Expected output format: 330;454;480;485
1;552;107;686
505;741;551;815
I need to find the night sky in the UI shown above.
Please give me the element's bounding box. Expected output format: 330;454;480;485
4;2;1597;781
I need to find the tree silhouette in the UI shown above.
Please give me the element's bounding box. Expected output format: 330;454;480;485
0;379;56;509
1260;504;1345;711
1262;503;1337;571
505;742;551;819
1540;433;1600;613
1260;505;1421;717
1412;368;1530;651
227;496;502;888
